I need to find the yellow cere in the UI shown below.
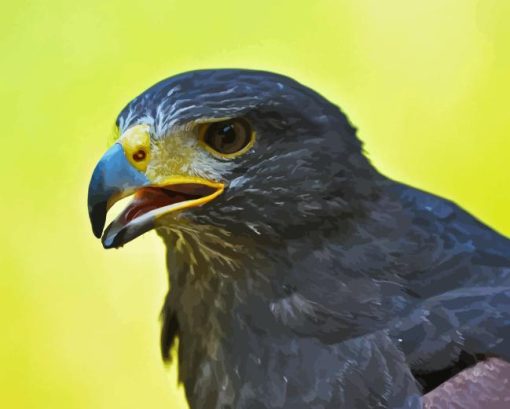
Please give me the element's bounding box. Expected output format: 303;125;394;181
1;1;510;409
120;124;152;172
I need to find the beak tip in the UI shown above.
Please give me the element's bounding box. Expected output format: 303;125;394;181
89;202;107;239
101;224;123;249
92;226;103;239
102;236;122;250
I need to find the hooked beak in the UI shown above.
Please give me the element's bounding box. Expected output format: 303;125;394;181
88;143;150;239
88;127;224;249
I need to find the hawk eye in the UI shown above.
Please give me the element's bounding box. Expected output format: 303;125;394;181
200;118;254;157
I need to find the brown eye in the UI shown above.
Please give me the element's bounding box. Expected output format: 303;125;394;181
201;118;254;157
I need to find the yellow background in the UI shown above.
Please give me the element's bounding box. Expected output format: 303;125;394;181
1;0;509;407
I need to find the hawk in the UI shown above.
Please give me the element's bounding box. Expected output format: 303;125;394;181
88;69;510;409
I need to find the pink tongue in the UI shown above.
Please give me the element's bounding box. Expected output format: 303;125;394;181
123;188;189;223
125;205;160;222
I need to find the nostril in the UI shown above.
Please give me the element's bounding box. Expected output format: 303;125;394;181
132;149;146;162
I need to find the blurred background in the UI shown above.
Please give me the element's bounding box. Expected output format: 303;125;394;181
1;0;509;407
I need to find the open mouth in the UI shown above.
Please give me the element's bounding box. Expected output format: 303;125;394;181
101;181;224;248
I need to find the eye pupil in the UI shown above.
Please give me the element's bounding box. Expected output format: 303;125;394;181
132;149;146;162
220;125;236;144
202;118;253;156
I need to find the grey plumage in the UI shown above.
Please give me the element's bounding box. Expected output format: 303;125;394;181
113;69;510;408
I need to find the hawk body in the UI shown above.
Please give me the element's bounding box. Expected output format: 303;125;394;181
89;69;510;408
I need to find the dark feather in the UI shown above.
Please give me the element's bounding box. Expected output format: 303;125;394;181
160;293;179;362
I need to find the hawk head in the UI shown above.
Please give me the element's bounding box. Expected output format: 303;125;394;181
88;69;378;249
